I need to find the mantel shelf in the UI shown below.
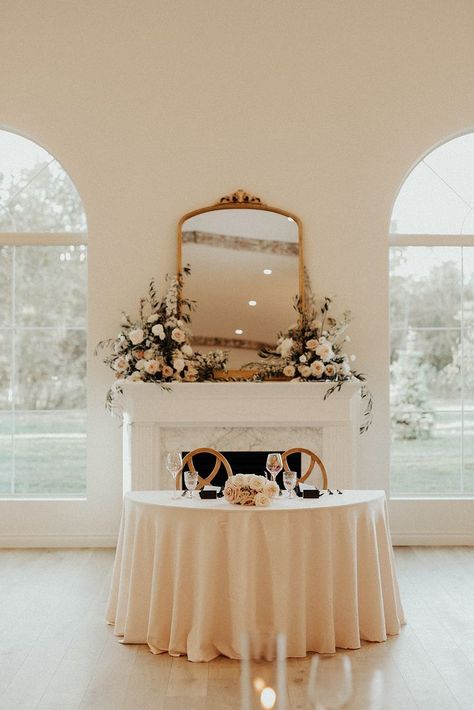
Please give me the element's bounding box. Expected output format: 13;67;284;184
119;381;361;492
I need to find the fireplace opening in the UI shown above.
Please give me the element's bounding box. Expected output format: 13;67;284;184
181;450;302;489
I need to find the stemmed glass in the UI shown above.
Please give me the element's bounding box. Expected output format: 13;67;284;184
266;453;283;483
166;451;183;498
184;469;198;499
307;654;352;709
283;470;297;499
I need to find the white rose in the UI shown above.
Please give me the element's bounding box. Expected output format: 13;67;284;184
310;361;325;377
298;365;312;378
283;365;295;377
181;344;193;356
306;339;318;350
173;357;185;373
128;371;143;381
129;328;144;345
279;337;294;358
325;364;336;377
339;362;351;376
152;324;165;340
249;475;265;492
171;327;186;343
147;314;159;323
233;474;245;486
135;359;146;370
144;359;160;375
254;492;271;507
113;356;128;372
299;354;307;363
315;343;334;362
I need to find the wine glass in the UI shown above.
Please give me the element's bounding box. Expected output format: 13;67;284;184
166;451;183;498
184;469;198;499
266;453;283;482
283;470;297;499
307;654;352;709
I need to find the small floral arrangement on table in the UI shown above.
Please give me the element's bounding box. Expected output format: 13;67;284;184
96;267;228;409
224;474;279;507
247;276;373;433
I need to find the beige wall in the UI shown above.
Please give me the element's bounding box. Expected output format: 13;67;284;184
1;0;474;542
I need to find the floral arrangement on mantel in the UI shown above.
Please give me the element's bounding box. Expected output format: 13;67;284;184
96;267;228;410
247;277;373;434
224;474;279;506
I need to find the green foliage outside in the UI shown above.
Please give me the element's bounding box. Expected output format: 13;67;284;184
390;246;474;494
0;158;87;495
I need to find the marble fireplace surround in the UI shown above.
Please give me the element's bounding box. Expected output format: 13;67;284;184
120;381;361;491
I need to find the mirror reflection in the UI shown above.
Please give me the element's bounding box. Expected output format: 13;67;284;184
180;201;302;369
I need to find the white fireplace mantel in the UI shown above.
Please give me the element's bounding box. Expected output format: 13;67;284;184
120;381;361;491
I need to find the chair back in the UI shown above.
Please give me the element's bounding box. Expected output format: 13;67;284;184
282;447;328;489
178;447;233;490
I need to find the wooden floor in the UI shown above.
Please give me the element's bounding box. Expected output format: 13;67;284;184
0;548;473;709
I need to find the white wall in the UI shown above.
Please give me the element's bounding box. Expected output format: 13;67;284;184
1;0;473;545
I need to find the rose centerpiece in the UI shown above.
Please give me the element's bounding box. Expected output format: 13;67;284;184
96;267;228;410
246;275;373;433
224;474;279;506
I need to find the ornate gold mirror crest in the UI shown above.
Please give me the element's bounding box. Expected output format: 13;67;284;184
178;189;304;374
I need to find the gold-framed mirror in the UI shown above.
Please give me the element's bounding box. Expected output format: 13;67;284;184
177;189;304;371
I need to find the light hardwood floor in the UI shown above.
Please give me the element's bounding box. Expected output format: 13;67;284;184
0;547;473;709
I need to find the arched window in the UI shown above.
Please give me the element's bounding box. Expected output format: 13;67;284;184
0;130;87;496
390;133;474;496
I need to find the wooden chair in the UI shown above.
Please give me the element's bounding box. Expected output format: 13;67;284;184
177;447;233;491
282;447;328;489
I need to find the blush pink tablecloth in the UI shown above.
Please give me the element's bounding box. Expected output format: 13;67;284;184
106;490;405;662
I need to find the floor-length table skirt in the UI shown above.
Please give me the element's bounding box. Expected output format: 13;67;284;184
106;490;405;662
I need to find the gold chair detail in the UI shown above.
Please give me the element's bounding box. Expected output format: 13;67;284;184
178;447;233;491
282;447;328;489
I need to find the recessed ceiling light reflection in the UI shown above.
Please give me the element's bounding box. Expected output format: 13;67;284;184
263;269;272;275
235;329;243;335
248;300;257;307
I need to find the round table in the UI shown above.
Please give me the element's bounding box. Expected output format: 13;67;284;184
106;490;405;662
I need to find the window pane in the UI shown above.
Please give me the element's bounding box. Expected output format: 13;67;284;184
0;246;12;325
390;247;461;328
0;131;86;234
391;133;474;235
15;245;87;327
463;413;474;493
0;330;11;410
391;411;462;494
391;328;461;410
15;329;86;410
13;411;86;495
0;413;12;494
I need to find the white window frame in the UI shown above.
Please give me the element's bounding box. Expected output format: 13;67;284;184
389;230;474;498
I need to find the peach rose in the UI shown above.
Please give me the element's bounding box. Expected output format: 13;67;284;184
171;327;186;343
162;365;174;377
265;481;279;498
224;481;239;503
